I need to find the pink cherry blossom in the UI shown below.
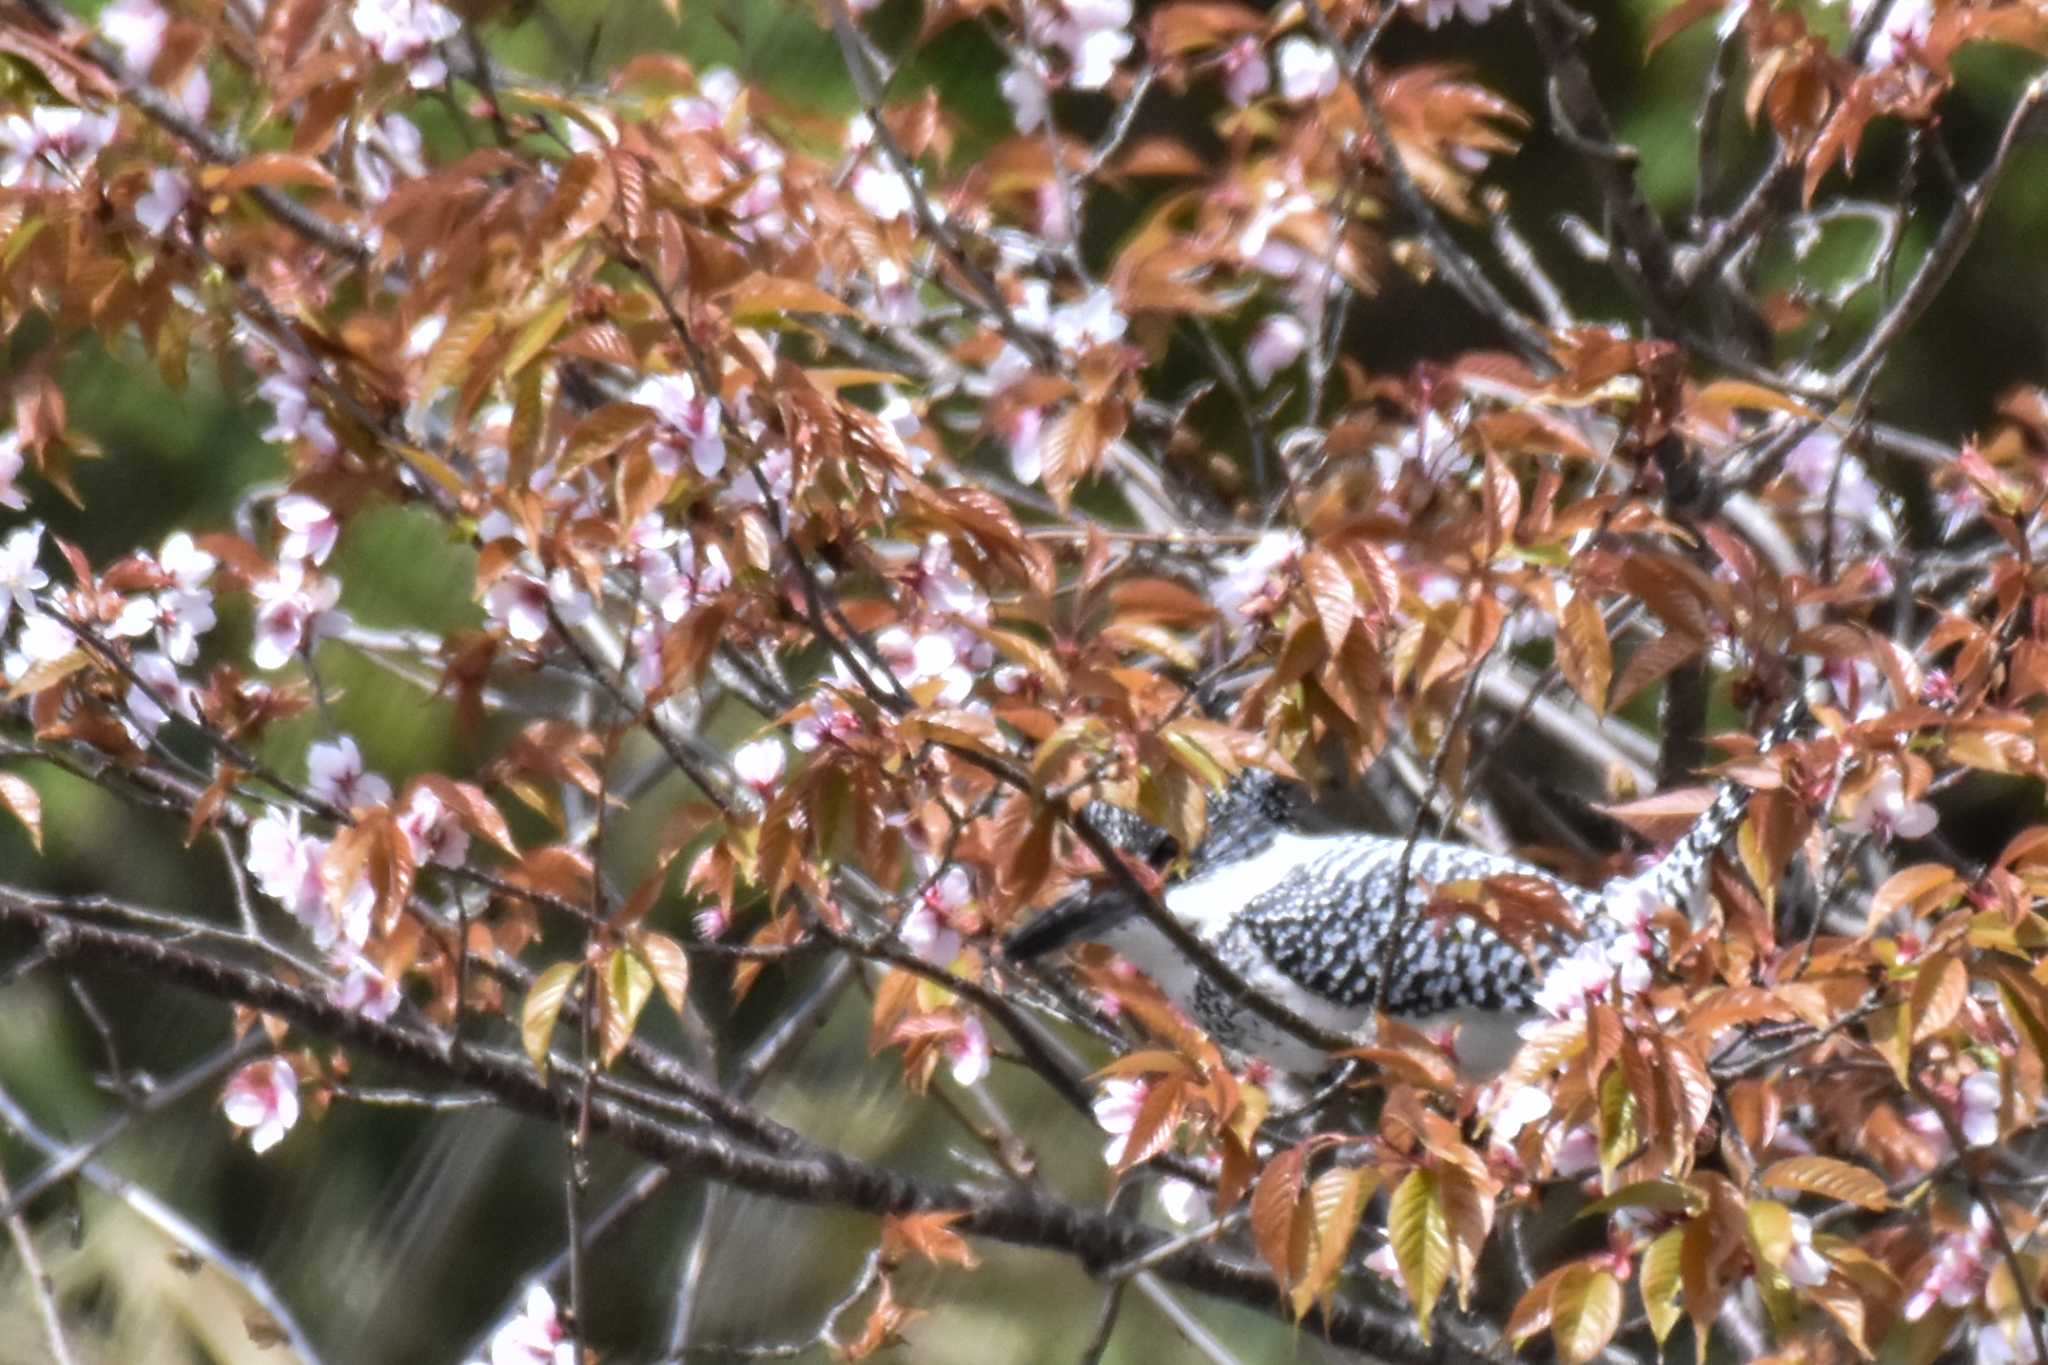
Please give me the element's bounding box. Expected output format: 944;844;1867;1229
791;693;862;751
1364;1242;1408;1295
1246;313;1308;388
693;905;729;941
222;1057;300;1154
1488;1083;1553;1142
1904;1207;1995;1321
251;561;345;669
1782;1213;1831;1287
901;904;963;966
1220;37;1271;106
308;735;393;810
472;1283;574;1365
1275;38;1339;104
276;494;340;565
256;356;338;455
135;166;188;236
1052;0;1133;90
333;955;403;1022
398;786;470;868
0;524;48;625
0;106;118;190
352;0;461;89
247;809;330;925
732;737;786;796
485;568;590;645
100;0;167;73
851;163;916;222
1213;531;1300;624
632;374;726;479
6;613;76;684
1408;0;1516;26
0;432;26;511
1004;405;1047;486
1859;0;1933;68
1001;61;1052;132
124;649;197;744
944;1014;991;1087
1842;767;1938;842
1960;1070;2002;1148
1551;1124;1601;1177
1093;1076;1149;1164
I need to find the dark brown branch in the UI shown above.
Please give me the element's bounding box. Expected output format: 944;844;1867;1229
0;899;1480;1365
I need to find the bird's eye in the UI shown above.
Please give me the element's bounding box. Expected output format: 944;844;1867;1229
1149;835;1180;867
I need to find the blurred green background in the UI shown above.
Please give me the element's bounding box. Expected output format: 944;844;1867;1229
3;0;2045;1360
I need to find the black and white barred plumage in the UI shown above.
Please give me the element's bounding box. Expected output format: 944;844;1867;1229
1005;704;1800;1074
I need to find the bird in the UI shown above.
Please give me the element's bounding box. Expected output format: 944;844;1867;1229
1004;708;1797;1078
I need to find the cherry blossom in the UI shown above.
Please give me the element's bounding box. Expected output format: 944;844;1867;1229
1047;0;1134;90
1003;405;1048;486
693;905;729;941
1275;39;1339;105
257;356;339;455
791;692;862;751
485;569;591;645
1904;1206;1995;1321
351;113;426;205
1364;1242;1407;1296
1524;935;1650;1032
6;613;76;683
352;0;462;89
1550;1124;1600;1177
146;531;218;664
904;534;989;626
1960;1070;2002;1148
471;1283;575;1365
0;524;48;626
1487;1083;1553;1142
1001;61;1053;133
1047;286;1127;351
1093;1077;1149;1164
1219;37;1271;107
135;166;188;236
0;431;25;510
1858;0;1934;68
1408;0;1516;26
637;526;731;623
0;106;118;190
333;955;403;1022
851;162;916;222
1782;1213;1832;1287
222;1057;300;1154
247;809;330;926
124;649;197;744
671;67;742;133
398;786;471;868
1246;314;1308;388
732;738;786;796
99;0;167;73
1841;767;1938;842
276;494;341;565
251;561;345;669
1213;531;1301;624
944;1014;991;1087
874;625;974;704
308;736;393;810
632;374;726;479
1978;1318;2045;1365
1156;1170;1212;1226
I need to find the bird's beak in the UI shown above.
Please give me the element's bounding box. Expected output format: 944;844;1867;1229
1001;888;1134;962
